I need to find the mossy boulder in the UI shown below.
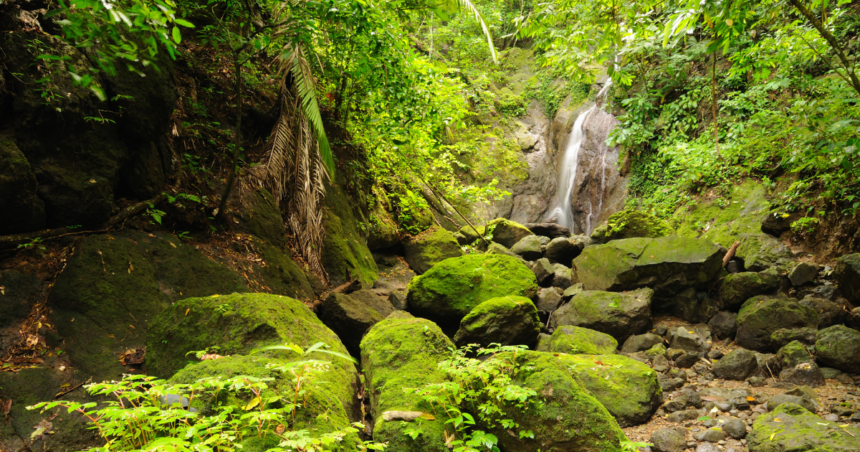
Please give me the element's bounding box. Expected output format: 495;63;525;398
170;354;359;447
321;176;378;286
834;253;860;303
544;236;582;265
720;268;780;311
453;296;540;347
511;235;543;261
457;224;486;245
367;198;400;251
572;236;723;313
49;230;247;382
736;296;818;352
735;233;794;272
487;218;534;248
712;348;760;380
403;226;463;274
0;368;99;452
748;403;860;452
560;353;663;427
550;288;653;342
774;340;814;371
146;292;359;421
318;292;384;357
815;325;860;374
482;351;627;451
360;312;452;452
597;210;671;242
0;135;45;234
537;326;618;355
406;254;538;326
252;237;316;300
236;188;289;250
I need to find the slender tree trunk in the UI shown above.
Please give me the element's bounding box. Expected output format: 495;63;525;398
712;51;720;158
788;0;860;96
216;49;243;219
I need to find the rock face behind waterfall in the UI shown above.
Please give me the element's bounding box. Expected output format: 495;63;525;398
567;108;626;234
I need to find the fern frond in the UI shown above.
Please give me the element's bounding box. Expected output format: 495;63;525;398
454;0;498;64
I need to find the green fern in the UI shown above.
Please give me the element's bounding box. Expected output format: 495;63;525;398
452;0;498;64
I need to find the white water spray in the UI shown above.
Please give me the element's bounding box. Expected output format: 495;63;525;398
546;80;613;232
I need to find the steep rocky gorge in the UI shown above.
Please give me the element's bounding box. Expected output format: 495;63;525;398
3;5;860;451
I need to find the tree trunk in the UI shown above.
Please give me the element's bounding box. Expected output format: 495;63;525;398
216;50;243;220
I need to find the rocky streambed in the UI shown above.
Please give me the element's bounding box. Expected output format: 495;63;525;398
2;210;860;452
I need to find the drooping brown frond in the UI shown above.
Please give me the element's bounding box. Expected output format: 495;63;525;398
244;45;330;285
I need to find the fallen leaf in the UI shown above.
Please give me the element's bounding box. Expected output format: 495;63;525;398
275;424;286;434
0;285;5;295
2;399;11;418
746;396;756;402
774;418;781;422
769;433;775;440
185;308;190;316
169;242;177;248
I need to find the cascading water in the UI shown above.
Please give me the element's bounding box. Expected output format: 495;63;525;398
546;81;613;233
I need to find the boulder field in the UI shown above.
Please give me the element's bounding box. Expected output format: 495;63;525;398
4;213;860;452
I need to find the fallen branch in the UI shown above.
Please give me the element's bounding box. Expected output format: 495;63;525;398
54;377;91;399
0;193;166;250
722;241;740;268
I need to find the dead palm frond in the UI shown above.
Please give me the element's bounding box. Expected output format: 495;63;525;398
246;43;331;284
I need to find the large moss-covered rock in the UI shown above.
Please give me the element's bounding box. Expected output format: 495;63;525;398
407;254;538;326
170;354;359;447
403;226;463;274
748;403;860;452
146;293;358;422
799;297;845;329
736;296;818;352
487;218;534;248
815;325;860;374
596;209;671;242
834;253;860;303
550;288;653;342
511;235;544;261
572;236;723;313
537;326;618;355
482;351;627;451
453;296;540;347
0;135;45;234
0;368;99;452
735;233;793;272
49;230;246;381
360;312;452;452
544;236;583;265
720;268;780;311
318;292;384;356
560;353;663;427
367;198;400;251
253;237;316;300
321;177;378;286
236;188;289;250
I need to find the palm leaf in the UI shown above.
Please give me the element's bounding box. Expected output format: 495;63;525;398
290;46;335;176
453;0;498;64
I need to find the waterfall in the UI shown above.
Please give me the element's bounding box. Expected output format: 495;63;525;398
546;81;613;233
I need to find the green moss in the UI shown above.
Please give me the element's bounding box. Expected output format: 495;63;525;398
815;325;860;374
537;326;618;355
720;269;780;310
483;351;627;452
0;135;44;234
239;188;289;250
453;296;541;347
645;343;668;357
559;353;663;427
367;197;400;251
406;254;538;326
601;210;672;241
748;403;860;451
735;233;794;272
360;312;452;452
322;177;378;286
253;237;315;300
146;292;358;419
486;218;534;248
48;230;247;382
170;355;359;448
403;225;463;274
736;296;818;352
673;180;770;248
